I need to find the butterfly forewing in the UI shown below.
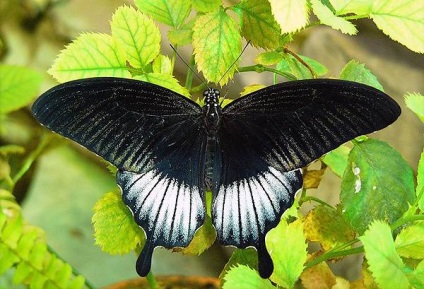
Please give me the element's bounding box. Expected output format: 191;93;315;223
32;77;203;173
221;79;401;172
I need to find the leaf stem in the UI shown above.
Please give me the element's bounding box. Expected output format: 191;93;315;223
237;65;298;81
391;215;424;231
146;271;158;289
300;195;334;208
283;48;317;79
304;245;364;270
11;133;51;189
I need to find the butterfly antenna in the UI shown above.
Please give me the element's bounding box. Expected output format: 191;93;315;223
170;44;210;90
217;40;251;85
219;40;251;105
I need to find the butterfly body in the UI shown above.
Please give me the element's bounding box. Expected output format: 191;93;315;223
32;77;400;278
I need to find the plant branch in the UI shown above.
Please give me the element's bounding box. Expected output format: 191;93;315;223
304;245;364;270
283;48;317;79
237;65;298;81
12;133;51;189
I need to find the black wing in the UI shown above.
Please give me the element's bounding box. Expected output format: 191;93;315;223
221;79;401;172
32;77;203;173
32;77;207;276
212;79;400;278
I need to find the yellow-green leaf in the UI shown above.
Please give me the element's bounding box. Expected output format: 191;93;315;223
405;93;424;122
168;17;196;46
417;149;424;211
371;0;424;53
255;51;284;66
152;55;173;74
192;0;221;12
311;0;358;35
267;219;307;288
269;0;309;33
223;265;276;289
330;0;373;15
340;60;384;91
192;8;241;85
304;205;355;251
180;216;216;256
0;65;43;114
240;84;266;96
111;6;161;68
134;73;190;97
360;220;410;289
395;221;424;259
322;144;350;177
48;33;130;82
235;0;282;49
92;191;144;254
135;0;191;28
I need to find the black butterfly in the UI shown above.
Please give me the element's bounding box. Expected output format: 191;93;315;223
31;77;400;278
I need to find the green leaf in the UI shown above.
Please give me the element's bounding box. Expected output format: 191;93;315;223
370;0;424;53
223;265;276;289
329;0;373;15
267;219;307;288
219;248;258;281
395;221;424;259
277;54;328;79
192;8;241;85
255;52;284;66
134;73;190;96
405;93;424;122
48;33;130;82
235;0;282;49
0;65;43;114
92;191;144;255
13;262;32;284
134;0;191;28
304;205;355;251
269;0;309;33
111;6;161;68
340;60;384;91
360;220;410;289
168;17;196;46
152;55;173;74
181;215;216;255
417;149;424;211
408;259;424;289
192;0;221;12
322;144;350;177
341;139;415;234
311;0;358;35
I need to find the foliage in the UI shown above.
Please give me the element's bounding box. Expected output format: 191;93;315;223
0;190;86;289
1;0;423;288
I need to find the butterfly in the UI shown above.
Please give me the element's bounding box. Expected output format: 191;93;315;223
31;77;400;278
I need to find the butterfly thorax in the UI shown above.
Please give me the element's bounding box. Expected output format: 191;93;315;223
202;88;222;137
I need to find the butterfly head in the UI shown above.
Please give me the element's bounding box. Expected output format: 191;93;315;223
203;88;220;105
